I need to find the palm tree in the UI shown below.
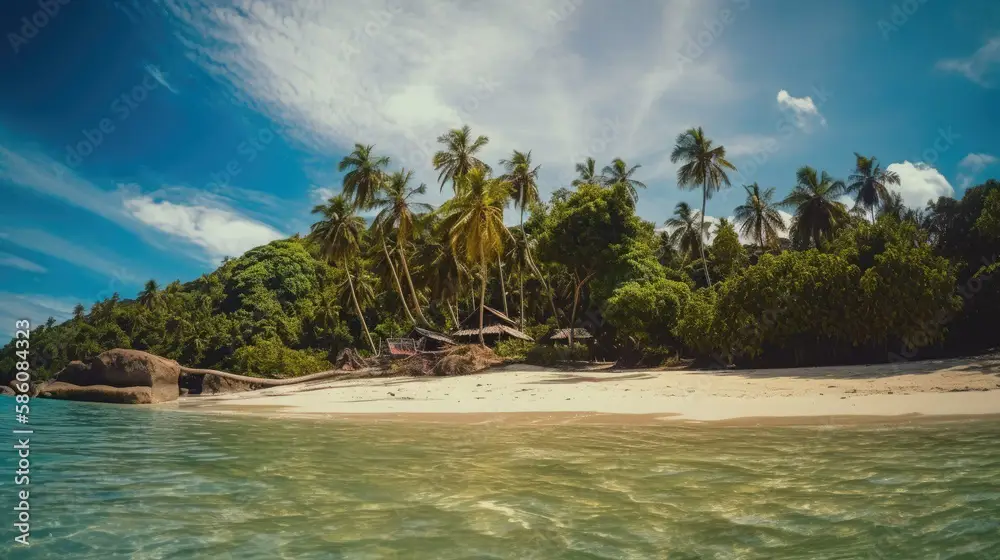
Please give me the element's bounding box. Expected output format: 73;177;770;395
445;167;510;345
671;127;737;287
373;169;434;327
665;202;710;261
309;195;376;352
137;279;162;311
338;143;390;210
499;150;541;328
780;166;850;249
369;222;416;326
572;157;602;187
72;303;85;321
878;190;907;221
601;158;646;203
432;125;491;192
847;153;900;222
733;183;787;250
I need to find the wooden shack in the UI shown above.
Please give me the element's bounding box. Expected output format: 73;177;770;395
407;327;456;352
451;306;532;345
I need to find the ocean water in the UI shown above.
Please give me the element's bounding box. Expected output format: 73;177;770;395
2;399;999;559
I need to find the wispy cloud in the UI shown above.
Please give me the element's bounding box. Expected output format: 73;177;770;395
162;0;747;205
958;152;997;173
776;89;826;130
0;143;286;264
936;37;1000;87
0;251;47;273
0;229;138;282
144;63;179;94
0;292;80;339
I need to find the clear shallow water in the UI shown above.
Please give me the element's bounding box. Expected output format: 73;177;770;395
2;399;1000;559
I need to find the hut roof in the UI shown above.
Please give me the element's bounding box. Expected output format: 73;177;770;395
452;324;533;342
408;327;455;345
459;305;516;329
550;328;593;340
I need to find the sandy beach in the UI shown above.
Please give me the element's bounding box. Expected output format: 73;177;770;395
176;354;1000;424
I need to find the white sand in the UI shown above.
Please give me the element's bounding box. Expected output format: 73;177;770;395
181;355;1000;423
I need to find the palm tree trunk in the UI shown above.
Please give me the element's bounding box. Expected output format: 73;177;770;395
497;255;509;316
447;300;460;329
525;244;561;329
478;263;488;346
758;228;765;256
699;186;713;287
346;270;376;352
519;207;526;330
381;239;416;325
569;277;583;347
398;245;431;328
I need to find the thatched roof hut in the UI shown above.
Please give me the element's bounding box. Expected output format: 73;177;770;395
407;327;456;351
549;328;593;342
451;306;532;344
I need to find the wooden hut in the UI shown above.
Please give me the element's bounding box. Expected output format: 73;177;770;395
451;306;532;345
407;327;456;352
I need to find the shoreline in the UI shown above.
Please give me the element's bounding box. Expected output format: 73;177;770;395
174;355;1000;425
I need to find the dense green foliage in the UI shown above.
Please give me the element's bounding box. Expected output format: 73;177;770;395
2;126;997;379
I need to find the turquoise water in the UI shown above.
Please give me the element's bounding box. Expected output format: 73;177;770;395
2;399;999;559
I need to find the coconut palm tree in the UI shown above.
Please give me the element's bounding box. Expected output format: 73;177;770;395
572;157;603;187
780;166;849;249
368;222;416;326
309;195;376;352
499;150;541;328
665;202;710;261
432;125;491;192
878;190;907;221
137;279;162;311
601;158;646;203
372;169;434;327
670;127;737;287
445;167;510;345
733;183;787;251
338;143;390;210
72;303;85;321
847;153;901;222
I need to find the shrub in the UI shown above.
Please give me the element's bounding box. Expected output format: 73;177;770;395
525;343;588;366
604;278;691;347
494;338;534;361
230;338;332;378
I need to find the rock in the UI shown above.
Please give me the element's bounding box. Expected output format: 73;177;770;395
47;349;181;404
0;386;14;396
200;373;261;395
37;381;155;404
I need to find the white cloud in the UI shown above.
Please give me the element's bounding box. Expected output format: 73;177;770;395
124;196;284;260
958;152;997;173
886;161;954;209
309;186;336;204
936;37;1000;87
144;63;179;94
162;0;744;205
776;89;826;130
0;252;47;273
723;134;780;157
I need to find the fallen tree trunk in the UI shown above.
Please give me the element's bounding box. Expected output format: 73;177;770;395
177;366;363;387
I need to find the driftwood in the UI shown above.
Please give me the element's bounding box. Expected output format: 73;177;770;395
177;366;358;387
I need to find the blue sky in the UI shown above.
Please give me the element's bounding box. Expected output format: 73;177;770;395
1;0;998;336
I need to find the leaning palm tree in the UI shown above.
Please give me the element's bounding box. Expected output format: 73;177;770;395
733;183;787;250
368;222;416;326
338;143;390;210
137;279;162;311
445;167;510;345
372;169;434;327
601;158;646;203
309;195;376;352
432;125;491;192
665;202;710;261
572;157;603;187
499;150;541;328
780;166;850;249
670;127;737;287
847;153;900;222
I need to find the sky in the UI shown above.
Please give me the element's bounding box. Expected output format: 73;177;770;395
1;0;998;337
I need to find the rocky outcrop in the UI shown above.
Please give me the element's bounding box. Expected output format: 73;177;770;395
200;373;262;395
41;349;181;404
